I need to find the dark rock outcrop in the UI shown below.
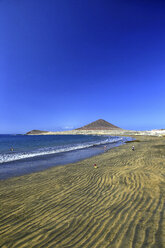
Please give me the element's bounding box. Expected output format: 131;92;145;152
26;130;49;135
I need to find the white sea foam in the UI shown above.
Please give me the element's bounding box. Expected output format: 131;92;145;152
0;136;124;164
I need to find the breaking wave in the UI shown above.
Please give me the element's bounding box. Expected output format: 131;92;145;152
0;136;125;164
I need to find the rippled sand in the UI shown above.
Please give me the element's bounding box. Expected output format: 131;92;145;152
0;136;165;248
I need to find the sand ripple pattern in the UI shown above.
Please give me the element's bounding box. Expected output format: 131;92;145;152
0;136;165;247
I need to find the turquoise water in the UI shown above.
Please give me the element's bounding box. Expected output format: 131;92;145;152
0;134;132;179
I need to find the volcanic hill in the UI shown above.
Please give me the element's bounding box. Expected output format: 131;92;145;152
26;130;49;135
76;119;121;130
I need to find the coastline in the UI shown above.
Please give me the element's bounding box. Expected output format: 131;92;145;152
0;135;131;180
26;129;165;137
0;135;165;247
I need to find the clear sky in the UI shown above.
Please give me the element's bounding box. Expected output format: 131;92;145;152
0;0;165;133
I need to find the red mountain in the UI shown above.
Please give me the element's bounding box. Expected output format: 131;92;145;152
76;119;121;130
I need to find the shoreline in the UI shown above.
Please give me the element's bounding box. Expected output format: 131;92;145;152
0;135;132;180
26;129;165;137
0;135;165;247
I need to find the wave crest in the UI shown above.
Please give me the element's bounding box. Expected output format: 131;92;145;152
0;136;125;163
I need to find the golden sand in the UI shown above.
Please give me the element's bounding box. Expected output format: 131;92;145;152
0;136;165;248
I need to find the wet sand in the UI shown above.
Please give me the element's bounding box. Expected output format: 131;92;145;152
0;136;165;248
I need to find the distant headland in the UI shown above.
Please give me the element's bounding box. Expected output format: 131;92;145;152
26;119;165;136
26;130;50;135
26;119;121;135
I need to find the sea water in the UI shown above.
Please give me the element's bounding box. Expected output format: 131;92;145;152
0;134;132;179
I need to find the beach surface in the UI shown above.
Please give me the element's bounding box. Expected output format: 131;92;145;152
0;136;165;248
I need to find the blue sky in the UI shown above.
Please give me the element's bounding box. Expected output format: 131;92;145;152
0;0;165;133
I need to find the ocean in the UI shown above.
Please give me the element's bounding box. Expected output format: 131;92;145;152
0;134;132;179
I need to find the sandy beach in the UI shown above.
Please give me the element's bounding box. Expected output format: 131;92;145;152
0;135;165;248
